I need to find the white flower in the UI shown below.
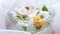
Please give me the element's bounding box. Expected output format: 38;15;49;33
38;11;49;20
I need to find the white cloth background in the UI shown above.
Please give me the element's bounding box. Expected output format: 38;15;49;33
0;0;60;34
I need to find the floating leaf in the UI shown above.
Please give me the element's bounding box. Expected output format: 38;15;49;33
42;5;48;11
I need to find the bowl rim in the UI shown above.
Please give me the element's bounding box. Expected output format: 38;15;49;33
0;30;31;34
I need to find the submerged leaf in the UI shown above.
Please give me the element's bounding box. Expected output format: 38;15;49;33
23;15;28;19
16;11;28;20
16;15;24;20
23;26;27;31
35;26;42;30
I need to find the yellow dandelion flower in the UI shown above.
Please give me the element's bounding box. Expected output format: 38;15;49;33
33;20;44;27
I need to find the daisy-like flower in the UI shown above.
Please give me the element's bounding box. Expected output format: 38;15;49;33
24;6;33;14
38;11;49;20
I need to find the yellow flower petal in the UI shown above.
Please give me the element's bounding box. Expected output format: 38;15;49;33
32;16;39;21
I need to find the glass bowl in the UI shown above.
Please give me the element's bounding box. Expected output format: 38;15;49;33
6;0;56;34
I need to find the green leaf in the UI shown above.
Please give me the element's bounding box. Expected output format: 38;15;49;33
23;26;27;31
23;15;28;19
31;32;34;34
16;15;24;20
24;22;28;24
35;26;42;30
16;11;28;20
16;11;24;20
11;13;12;15
42;5;48;11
